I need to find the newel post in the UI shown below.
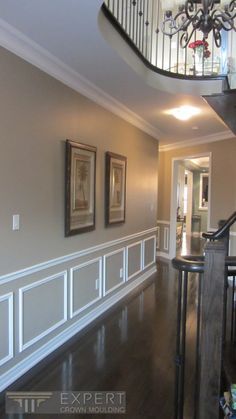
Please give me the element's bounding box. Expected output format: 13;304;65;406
198;240;226;419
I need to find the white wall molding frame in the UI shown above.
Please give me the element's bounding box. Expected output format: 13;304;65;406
19;272;68;352
143;236;156;269
103;248;126;297
0;18;160;141
69;258;103;319
159;130;234;152
156;227;160;250
0;227;157;285
163;227;170;252
126;241;143;281
0;265;156;393
0;293;14;367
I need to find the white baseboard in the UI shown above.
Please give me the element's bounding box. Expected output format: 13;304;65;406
0;265;156;393
156;251;171;260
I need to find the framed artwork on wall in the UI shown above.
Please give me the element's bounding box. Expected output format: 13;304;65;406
105;152;127;226
65;139;96;236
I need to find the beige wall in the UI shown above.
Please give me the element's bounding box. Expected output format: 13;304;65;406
0;46;158;276
158;137;236;230
0;46;158;390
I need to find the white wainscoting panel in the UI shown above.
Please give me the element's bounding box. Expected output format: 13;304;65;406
164;227;170;251
0;227;157;286
0;265;156;394
156;227;160;250
19;272;67;352
126;241;143;281
70;257;102;319
103;248;125;296
143;236;156;269
0;293;13;366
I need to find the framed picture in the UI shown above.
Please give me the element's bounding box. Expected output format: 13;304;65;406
199;172;208;210
65;140;96;236
105;152;127;226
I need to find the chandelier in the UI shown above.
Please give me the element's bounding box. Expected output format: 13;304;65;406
161;0;236;48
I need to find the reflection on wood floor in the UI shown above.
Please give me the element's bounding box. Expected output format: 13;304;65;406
0;259;201;419
177;232;206;256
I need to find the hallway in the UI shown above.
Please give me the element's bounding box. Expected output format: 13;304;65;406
1;260;199;419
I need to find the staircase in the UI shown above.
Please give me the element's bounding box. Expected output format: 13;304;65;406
203;89;236;135
172;212;236;419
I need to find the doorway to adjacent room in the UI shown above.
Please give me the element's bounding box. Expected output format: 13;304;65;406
170;153;211;258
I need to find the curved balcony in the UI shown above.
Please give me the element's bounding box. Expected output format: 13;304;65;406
101;0;235;95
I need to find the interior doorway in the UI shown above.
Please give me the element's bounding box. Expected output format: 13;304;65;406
169;153;211;259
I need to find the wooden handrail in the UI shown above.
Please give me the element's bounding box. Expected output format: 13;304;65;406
202;211;236;240
172;246;236;419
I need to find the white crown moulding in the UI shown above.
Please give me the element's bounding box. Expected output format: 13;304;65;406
159;130;235;152
0;16;233;149
0;17;161;141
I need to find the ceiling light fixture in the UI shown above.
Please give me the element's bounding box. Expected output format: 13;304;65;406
160;0;236;48
165;105;201;120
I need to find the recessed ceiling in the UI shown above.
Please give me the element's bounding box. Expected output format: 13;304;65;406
0;0;232;147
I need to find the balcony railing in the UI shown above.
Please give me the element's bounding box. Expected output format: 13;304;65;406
103;0;231;81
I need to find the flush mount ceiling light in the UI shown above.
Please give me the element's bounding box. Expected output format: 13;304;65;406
165;105;201;120
160;0;236;48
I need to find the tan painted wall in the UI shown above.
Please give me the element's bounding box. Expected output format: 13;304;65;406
158;137;236;230
0;46;158;275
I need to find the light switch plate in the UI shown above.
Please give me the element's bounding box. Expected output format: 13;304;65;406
12;214;20;231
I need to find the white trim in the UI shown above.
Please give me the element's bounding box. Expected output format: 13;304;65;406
103;248;126;296
0;293;14;366
199;173;209;211
143;235;156;269
157;220;170;225
126;241;143;281
156;251;171;260
164;227;169;252
156;226;160;250
0;227;157;285
19;272;68;352
69;258;102;319
0;265;156;393
169;152;212;259
159;130;234;152
0;18;160;141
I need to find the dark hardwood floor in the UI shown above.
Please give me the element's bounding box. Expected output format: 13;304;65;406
177;232;206;257
0;248;202;419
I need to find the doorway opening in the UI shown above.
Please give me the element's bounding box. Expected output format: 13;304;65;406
170;153;211;258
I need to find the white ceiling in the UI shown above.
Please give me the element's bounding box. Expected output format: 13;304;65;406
0;0;233;148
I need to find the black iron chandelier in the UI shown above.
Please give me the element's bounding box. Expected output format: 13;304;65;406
161;0;236;48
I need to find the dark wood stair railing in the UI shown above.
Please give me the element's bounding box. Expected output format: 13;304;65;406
103;0;236;134
202;211;236;243
172;211;236;419
102;1;229;84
